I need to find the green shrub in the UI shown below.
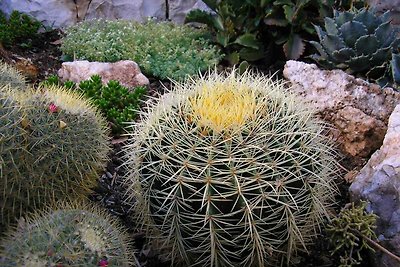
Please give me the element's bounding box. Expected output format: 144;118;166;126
61;19;222;80
0;202;135;266
123;70;339;266
327;201;378;267
186;0;336;63
0;84;110;227
0;10;42;48
44;75;146;135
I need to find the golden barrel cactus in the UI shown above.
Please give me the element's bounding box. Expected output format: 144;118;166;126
123;70;339;266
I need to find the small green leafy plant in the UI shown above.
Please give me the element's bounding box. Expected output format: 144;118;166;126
327;201;378;267
0;10;42;48
263;0;335;60
186;0;336;63
185;0;268;64
44;75;146;135
61;19;222;80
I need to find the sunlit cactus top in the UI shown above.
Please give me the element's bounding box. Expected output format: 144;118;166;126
189;77;258;132
124;70;339;267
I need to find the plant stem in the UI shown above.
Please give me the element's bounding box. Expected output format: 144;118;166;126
350;229;400;263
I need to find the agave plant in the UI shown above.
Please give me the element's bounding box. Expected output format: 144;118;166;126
310;8;400;88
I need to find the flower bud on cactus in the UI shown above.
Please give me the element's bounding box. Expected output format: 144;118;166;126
123;70;339;266
0;62;26;89
0;85;111;227
0;202;135;266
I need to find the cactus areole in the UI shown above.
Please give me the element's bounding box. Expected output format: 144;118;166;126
124;71;339;266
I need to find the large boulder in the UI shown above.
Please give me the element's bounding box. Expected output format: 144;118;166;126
168;0;211;24
58;60;149;89
350;104;400;267
0;0;166;28
0;0;81;28
85;0;165;22
283;60;400;158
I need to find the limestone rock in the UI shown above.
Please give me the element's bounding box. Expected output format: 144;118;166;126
350;104;400;267
58;60;149;89
283;60;400;158
169;0;211;24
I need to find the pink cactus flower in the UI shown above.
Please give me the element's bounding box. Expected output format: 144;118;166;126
48;103;58;113
98;259;108;267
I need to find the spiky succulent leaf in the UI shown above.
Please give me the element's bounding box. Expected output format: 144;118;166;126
0;202;135;266
309;41;329;58
374;21;398;48
339;21;368;47
353;9;380;34
123;70;339;267
346;55;371;72
355;35;379;56
321;35;346;55
391;53;400;86
324;17;339;36
334;10;354;27
331;47;356;62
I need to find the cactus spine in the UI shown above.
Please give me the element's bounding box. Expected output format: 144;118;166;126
0;202;135;266
123;70;339;266
0;84;111;227
0;62;26;89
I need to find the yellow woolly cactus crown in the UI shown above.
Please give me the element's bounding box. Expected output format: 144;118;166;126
189;74;258;132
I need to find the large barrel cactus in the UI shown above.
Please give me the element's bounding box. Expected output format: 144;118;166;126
310;8;400;87
123;71;339;266
0;85;111;227
0;202;135;266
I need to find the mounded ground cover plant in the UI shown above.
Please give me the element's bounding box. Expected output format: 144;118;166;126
0;201;136;266
123;70;340;266
61;19;223;80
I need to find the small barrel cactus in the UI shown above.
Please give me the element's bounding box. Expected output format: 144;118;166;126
0;61;26;89
0;85;111;227
123;70;339;266
0;202;135;266
310;8;400;87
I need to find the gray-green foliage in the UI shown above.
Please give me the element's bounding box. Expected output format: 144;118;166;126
327;201;378;267
310;8;400;88
0;62;26;89
0;202;135;266
123;70;339;266
0;84;110;227
61;19;222;80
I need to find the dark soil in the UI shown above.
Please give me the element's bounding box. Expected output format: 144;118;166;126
1;29;372;267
